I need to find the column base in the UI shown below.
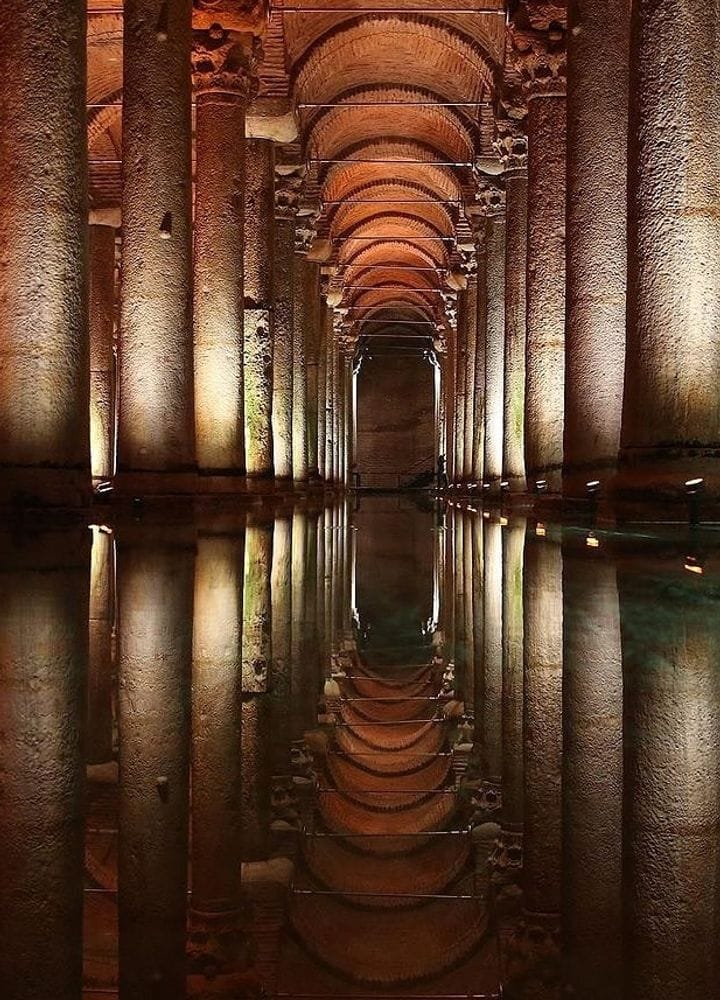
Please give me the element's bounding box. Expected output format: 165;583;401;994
0;465;91;508
616;447;720;503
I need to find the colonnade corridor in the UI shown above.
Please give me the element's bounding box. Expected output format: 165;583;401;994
1;495;719;999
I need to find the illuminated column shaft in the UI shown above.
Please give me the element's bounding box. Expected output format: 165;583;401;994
620;2;720;495
512;21;567;492
332;341;341;484
472;236;488;483
452;509;467;699
0;530;89;999
462;513;475;711
481;518;502;809
620;566;720;998
193;32;257;475
562;548;622;999
317;305;329;480
0;0;88;503
324;320;334;482
454;303;467;481
89;224;116;484
342;354;353;484
304;266;321;479
271;516;293;773
498;139;528;492
273;190;297;482
523;531;562;916
191;530;245;950
461;274;478;482
88;526;115;764
564;2;629;495
292;255;309;483
471;516;483;728
444;328;455;480
120;0;194;473
118;533;194;1000
244;139;275;480
241;515;273;859
482;194;506;487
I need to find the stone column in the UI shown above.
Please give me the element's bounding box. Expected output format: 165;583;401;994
317;302;330;481
452;508;467;700
562;542;622;999
472;232;488;483
244;139;275;482
120;0;194;477
89;223;116;487
563;2;629;497
511;10;567;492
619;1;720;497
292;254;310;485
117;530;194;1000
470;514;483;732
324;315;335;483
481;186;507;489
273;176;299;484
459;257;478;483
193;30;259;477
189;526;246;975
271;514;293;774
0;0;89;505
496;125;528;493
87;525;115;764
454;298;467;482
444;324;457;482
0;528;89;1000
620;561;720;998
241;514;273;860
480;517;503;815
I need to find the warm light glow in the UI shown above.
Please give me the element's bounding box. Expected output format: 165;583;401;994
586;532;600;548
500;516;508;526
684;556;704;575
535;522;546;537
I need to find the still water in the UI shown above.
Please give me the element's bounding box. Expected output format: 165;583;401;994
1;494;719;1000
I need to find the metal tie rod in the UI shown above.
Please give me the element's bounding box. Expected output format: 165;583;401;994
300;101;491;108
282;6;506;13
292;888;479;899
312;159;473;165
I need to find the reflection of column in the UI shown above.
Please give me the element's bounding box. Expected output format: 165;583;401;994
563;2;629;496
0;529;89;999
241;515;273;860
89;223;116;486
492;517;525;883
481;187;506;488
471;516;483;728
120;0;194;474
118;533;194;999
244;139;275;481
453;509;467;700
620;565;720;998
562;545;622;999
0;1;89;504
291;509;308;736
273;178;298;483
480;518;502;813
496;127;528;492
190;528;246;972
271;515;293;773
510;13;567;492
619;2;720;496
88;525;115;764
462;513;475;712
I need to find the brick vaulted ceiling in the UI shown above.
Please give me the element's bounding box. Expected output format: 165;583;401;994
87;0;509;343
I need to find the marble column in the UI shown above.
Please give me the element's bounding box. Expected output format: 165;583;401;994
496;127;528;493
0;529;89;999
120;0;194;476
482;187;507;489
562;542;622;999
454;299;467;482
273;178;299;483
190;527;246;973
472;233;488;484
317;303;330;481
460;261;478;483
444;326;456;482
0;0;89;504
564;2;629;496
87;525;115;764
89;223;116;487
117;531;194;1000
292;254;310;484
244;139;275;482
620;560;720;998
511;12;567;492
619;1;720;496
193;30;258;477
480;518;503;815
241;514;273;860
303;260;322;480
324;316;335;483
271;514;293;774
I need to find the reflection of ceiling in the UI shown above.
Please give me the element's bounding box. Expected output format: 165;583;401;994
87;1;510;346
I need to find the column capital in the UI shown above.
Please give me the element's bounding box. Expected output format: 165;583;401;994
494;121;528;175
192;27;262;101
508;3;567;99
295;204;321;255
274;169;302;222
475;180;506;220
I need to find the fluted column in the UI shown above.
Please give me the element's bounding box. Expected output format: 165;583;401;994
120;0;194;476
0;0;89;504
511;10;567;492
193;30;259;477
562;541;622;999
244;139;275;482
190;526;246;974
89;223;116;486
481;186;507;488
619;1;720;496
241;514;273;860
117;530;194;1000
496;126;528;493
273;176;299;483
87;525;115;764
620;561;720;998
0;529;89;999
564;2;629;496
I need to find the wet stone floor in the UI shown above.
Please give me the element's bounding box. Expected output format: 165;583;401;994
1;493;719;1000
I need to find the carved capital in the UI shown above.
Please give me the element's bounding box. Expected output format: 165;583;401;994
504;909;562;1000
494;121;528;175
187;904;252;978
491;829;524;884
274;172;302;222
192;27;262;100
295;206;321;255
475;181;506;219
509;4;567;99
